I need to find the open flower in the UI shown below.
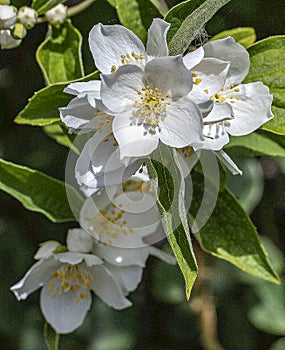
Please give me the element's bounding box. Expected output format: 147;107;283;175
89;18;170;74
101;55;204;158
184;37;273;151
10;249;132;334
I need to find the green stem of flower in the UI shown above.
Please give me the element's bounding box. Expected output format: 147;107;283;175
36;0;97;24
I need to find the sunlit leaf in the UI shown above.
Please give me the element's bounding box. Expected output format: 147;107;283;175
210;27;256;47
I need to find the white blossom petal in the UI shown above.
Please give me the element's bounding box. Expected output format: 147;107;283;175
67;229;94;253
204;37;250;86
192;57;230;96
144;56;193;96
10;258;60;300
64;80;101;97
88;265;132;309
40;280;92;334
101;64;144;113
225;82;274;136
113;110;159;158
216;150;242;175
34;241;61;260
159;96;203;147
89;23;145;74
146;18;170;57
183;46;204;70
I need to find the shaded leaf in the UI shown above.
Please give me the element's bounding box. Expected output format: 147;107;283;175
43;123;79;154
245;36;285;135
210;27;256;48
147;144;198;299
165;0;232;56
0;158;83;222
14;71;100;126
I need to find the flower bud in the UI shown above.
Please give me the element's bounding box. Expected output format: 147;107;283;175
0;5;17;29
45;4;67;25
18;6;37;29
12;22;26;39
67;229;93;253
0;29;21;49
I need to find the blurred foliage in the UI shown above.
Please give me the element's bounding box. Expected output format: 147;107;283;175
1;0;285;349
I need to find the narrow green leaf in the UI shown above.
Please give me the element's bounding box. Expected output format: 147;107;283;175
32;0;64;15
37;19;84;84
0;158;83;222
14;71;100;126
44;322;59;350
225;132;285;157
165;0;232;56
147;144;198;299
245;36;285;135
210;27;256;48
190;172;280;284
43;123;80;154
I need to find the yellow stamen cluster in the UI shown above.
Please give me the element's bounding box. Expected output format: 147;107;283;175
92;204;133;244
111;52;144;73
95;109;113;133
177;146;194;158
48;264;93;303
192;72;202;85
212;86;241;104
132;86;170;135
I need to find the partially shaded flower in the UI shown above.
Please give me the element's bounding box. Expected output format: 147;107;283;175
0;5;17;29
18;6;37;29
0;29;21;49
45;4;67;25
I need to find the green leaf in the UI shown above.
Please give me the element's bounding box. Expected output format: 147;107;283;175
245;36;285;135
14;71;100;126
190;172;280;284
32;0;64;15
112;0;161;42
36;19;84;84
165;0;232;56
225;132;285;157
44;322;59;350
0;158;83;222
210;27;256;48
147;144;198;299
43;123;80;154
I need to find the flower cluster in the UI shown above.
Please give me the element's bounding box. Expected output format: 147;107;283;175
11;177;175;334
60;19;273;189
0;3;66;49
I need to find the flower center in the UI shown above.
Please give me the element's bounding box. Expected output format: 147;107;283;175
212;86;241;104
132;86;170;135
91;204;133;244
111;52;145;73
177;146;194;158
48;264;93;303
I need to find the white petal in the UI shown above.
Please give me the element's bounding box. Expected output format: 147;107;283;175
194;123;230;151
183;46;204;70
104;263;143;294
64;80;101;96
216;150;242;175
88;265;132;309
146;18;170;57
66;229;94;253
10;257;60;301
159;96;203;148
203;101;233;124
40;281;91;334
94;244;149;267
59;96;96;130
89;23;145;74
113;110;159;158
225;82;274;136
144;55;193;96
189;85;213;116
101;64;144;113
148;246;177;265
34;241;61;260
192;57;230;96
55;252;85;265
204;37;250;85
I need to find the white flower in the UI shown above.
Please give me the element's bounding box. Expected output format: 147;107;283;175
18;6;37;29
184;37;273;151
45;4;67;25
0;29;21;49
79;177;176;266
0;5;17;29
34;240;61;259
10;250;133;334
101;55;204;158
89;18;170;74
